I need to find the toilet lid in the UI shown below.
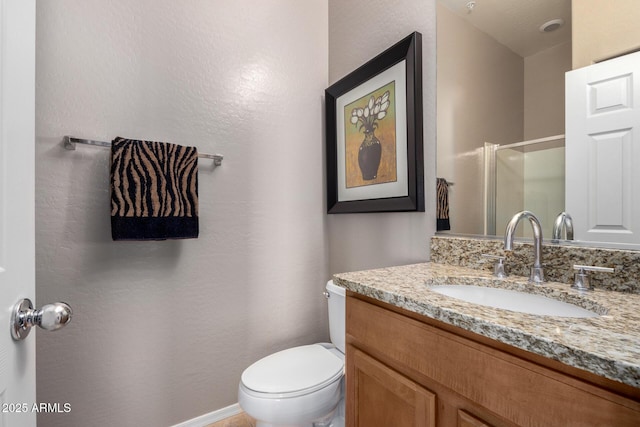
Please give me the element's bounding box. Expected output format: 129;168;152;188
241;344;344;395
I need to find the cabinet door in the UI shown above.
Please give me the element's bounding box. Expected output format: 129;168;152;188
347;347;436;427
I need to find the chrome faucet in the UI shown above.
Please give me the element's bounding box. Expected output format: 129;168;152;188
552;212;574;241
504;211;544;283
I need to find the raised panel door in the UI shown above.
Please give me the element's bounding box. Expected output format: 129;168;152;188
347;346;436;427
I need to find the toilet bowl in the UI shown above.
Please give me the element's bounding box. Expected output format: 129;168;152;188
238;281;346;427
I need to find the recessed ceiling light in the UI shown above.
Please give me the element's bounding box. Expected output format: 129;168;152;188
539;18;564;33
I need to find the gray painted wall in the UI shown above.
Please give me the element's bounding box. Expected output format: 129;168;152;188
35;1;328;426
327;0;437;274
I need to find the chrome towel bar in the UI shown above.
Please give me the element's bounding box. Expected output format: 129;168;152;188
64;136;224;166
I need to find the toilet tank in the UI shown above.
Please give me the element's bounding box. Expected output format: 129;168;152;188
325;280;346;354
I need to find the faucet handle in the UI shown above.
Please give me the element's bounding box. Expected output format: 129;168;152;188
482;254;507;278
572;264;615;291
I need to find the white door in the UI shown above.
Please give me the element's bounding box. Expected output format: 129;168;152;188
566;51;640;245
0;0;36;425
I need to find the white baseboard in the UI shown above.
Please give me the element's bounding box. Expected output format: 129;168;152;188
171;403;243;427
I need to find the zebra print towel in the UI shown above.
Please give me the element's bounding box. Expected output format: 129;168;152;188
110;137;199;240
436;178;450;231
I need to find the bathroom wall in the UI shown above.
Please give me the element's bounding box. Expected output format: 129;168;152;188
35;1;328;426
572;0;640;69
524;42;571;140
436;2;524;236
327;0;437;274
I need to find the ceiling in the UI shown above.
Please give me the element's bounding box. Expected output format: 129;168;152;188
438;0;572;58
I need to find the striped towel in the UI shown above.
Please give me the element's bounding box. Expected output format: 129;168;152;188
436;178;450;231
110;137;199;240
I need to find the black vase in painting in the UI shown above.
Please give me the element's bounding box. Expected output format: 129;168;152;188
358;130;382;180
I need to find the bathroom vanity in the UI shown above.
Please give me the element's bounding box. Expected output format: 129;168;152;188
334;262;640;427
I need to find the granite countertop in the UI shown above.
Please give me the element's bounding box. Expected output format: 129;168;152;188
333;262;640;389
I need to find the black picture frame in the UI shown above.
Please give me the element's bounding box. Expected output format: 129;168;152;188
325;32;424;214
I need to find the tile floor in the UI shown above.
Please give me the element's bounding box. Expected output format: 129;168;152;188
206;412;256;427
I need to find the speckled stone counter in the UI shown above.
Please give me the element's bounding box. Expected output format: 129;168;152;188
333;262;640;389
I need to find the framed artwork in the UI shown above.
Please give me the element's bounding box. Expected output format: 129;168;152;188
325;32;424;214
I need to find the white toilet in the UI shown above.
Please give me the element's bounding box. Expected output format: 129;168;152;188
238;280;346;427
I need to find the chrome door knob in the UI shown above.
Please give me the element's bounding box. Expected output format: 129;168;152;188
11;298;72;340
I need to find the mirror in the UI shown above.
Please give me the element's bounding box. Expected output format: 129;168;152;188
436;0;575;241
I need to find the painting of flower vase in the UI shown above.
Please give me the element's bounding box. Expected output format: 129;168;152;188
344;81;397;188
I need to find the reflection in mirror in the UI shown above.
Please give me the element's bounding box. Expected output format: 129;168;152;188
436;0;571;239
490;135;565;238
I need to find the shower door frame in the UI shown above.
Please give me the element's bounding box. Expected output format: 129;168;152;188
483;134;565;236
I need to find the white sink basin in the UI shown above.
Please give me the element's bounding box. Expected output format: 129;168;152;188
430;285;600;318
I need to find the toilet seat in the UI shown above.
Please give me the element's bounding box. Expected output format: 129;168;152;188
240;344;344;398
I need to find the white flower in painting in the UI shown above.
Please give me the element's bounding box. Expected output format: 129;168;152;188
350;89;392;134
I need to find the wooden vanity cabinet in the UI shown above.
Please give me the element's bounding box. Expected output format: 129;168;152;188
346;293;640;427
